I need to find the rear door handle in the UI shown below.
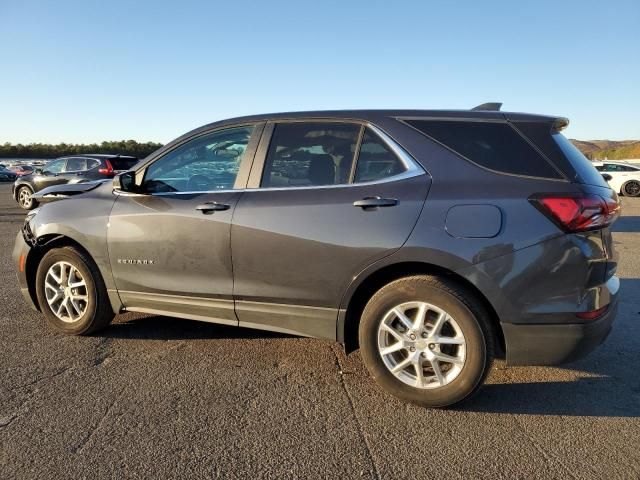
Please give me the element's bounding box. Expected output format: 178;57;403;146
353;196;398;209
196;202;230;214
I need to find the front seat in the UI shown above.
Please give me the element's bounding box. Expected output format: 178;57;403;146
308;154;336;186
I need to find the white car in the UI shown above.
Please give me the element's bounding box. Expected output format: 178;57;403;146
593;161;640;197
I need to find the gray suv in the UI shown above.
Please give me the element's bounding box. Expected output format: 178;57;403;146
13;104;620;407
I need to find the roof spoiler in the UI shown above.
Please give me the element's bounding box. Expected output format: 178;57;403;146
471;102;502;111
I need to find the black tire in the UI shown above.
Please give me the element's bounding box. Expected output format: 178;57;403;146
358;275;494;408
623;180;640;197
17;186;38;210
35;247;114;335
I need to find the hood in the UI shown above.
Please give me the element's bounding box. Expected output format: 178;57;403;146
32;179;111;202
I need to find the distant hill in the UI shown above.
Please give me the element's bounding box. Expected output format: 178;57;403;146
570;139;640;160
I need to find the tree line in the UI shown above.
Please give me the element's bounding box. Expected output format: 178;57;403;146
0;140;164;159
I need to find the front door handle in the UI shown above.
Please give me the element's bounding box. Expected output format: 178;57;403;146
196;202;230;214
353;196;398;209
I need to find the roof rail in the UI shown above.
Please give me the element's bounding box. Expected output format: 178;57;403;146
471;102;502;111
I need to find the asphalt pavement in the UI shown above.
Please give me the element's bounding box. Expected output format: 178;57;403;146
0;183;638;479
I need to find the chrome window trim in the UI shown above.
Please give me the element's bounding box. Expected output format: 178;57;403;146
113;122;427;196
247;122;425;193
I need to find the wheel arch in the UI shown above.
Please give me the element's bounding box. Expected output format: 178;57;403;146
339;261;505;357
14;183;34;201
25;234;101;311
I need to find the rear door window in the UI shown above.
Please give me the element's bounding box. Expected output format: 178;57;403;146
354;128;406;182
65;158;87;172
405;119;562;179
261;122;360;188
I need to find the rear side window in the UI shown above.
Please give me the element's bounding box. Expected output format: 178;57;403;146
262;123;360;188
65;158;87;171
551;134;609;187
110;158;138;170
600;163;638;172
86;159;100;170
354;128;406;182
406;120;562;179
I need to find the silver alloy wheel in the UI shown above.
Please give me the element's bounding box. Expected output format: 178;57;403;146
18;187;32;208
377;301;466;389
44;261;89;323
624;181;640;197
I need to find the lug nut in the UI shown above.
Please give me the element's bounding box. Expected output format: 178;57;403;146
410;346;416;352
429;343;435;350
421;332;428;338
409;334;416;340
421;352;427;358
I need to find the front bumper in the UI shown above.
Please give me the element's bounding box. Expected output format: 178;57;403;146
12;229;39;311
503;276;619;366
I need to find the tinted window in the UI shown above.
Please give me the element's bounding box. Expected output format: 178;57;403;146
594;165;604;171
110;158;138;170
86;159;101;170
406;120;562;179
354;128;406;182
144;126;254;193
601;163;638;172
261;123;360;188
65;158;87;171
44;159;66;174
552;134;609;187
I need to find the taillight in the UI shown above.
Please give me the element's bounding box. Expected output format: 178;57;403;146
529;193;620;233
576;305;609;320
98;159;114;176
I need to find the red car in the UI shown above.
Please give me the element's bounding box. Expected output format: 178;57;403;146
7;165;34;176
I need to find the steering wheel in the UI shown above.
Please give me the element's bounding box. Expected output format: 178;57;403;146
186;174;212;192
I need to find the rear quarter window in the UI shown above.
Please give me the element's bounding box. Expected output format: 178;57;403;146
405;119;562;179
110;158;138;170
552;134;609;187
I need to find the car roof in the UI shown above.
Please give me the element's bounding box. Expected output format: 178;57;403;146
211;108;561;125
594;160;637;165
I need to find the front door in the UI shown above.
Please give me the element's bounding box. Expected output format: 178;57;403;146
231;122;430;339
34;158;68;191
107;124;261;325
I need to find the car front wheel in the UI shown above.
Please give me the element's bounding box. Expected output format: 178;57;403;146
35;247;114;335
359;275;494;408
17;186;37;210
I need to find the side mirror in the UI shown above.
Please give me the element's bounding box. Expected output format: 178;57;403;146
602;173;612;181
35;168;44;175
113;171;138;192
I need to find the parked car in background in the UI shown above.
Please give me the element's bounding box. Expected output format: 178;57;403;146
13;105;620;407
7;165;34;177
0;166;18;182
12;154;138;209
593;161;640;197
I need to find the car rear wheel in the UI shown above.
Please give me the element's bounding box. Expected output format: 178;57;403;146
623;180;640;197
358;275;494;408
17;186;37;210
35;247;114;335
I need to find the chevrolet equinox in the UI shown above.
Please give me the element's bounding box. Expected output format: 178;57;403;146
13;104;620;407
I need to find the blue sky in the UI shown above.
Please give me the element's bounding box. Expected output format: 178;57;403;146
1;0;638;144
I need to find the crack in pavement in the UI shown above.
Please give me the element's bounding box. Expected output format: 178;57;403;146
331;345;381;480
72;393;121;454
11;366;72;391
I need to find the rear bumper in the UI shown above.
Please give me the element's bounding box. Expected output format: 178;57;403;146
503;276;619;366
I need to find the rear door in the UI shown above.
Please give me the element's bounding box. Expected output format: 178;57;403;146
230;121;430;339
61;157;90;183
